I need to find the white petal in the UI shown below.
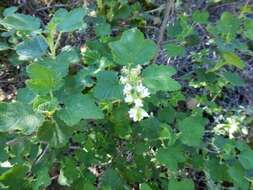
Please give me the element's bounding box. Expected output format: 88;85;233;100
134;99;143;107
124;95;134;103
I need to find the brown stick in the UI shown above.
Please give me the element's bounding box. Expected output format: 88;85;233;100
153;0;175;64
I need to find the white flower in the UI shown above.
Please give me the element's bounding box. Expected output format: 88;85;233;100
131;65;142;75
128;107;149;122
134;98;143;107
123;84;132;95
124;94;134;103
120;76;128;84
242;127;248;135
136;84;150;98
121;66;128;74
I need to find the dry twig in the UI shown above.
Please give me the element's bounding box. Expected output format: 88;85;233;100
153;0;175;64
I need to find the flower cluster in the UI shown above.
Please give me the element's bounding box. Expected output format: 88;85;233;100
213;115;248;139
120;65;150;122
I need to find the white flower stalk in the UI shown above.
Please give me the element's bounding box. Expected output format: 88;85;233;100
120;65;150;122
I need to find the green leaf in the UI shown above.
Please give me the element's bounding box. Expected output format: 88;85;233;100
3;7;18;17
206;158;230;182
33;47;79;82
8;53;24;65
0;165;29;190
156;145;186;171
16;87;36;104
178;115;206;147
93;71;123;101
168;178;195;190
217;12;240;35
57;93;104;126
159;124;175;145
34;167;51;190
16;35;48;60
228;163;249;190
32;95;59;114
223;72;245;87
26;63;62;95
0;102;44;134
1;13;41;31
0;42;9;51
37;121;68;148
101;168;123;189
95;22;111;37
142;64;181;94
243;19;253;41
110;105;132;139
109;28;157;65
222;52;245;69
167;20;183;38
158;106;176;124
192;10;209;24
239;150;253;170
140;183;152;190
57;47;80;66
164;43;185;57
53;8;87;32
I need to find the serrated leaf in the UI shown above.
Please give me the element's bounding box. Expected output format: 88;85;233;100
192;10;209;24
34;47;79;80
1;13;41;31
57;93;104;126
26;63;62;95
52;8;87;32
157;106;176;124
228;163;249;190
243;19;253;41
16;87;36;104
93;71;123;100
110;105;132;139
0;102;44;134
156;145;186;171
16;35;48;60
167;20;183;38
217;12;240;35
3;7;18;17
34;167;51;190
223;72;245;87
95;22;111;37
140;183;152;190
57;47;80;66
101;168;123;189
178;115;206;147
222;52;245;69
239;150;253;170
168;178;195;190
37;121;68;148
206;158;230;182
109;28;157;65
0;165;29;190
164;43;185;57
142;64;181;94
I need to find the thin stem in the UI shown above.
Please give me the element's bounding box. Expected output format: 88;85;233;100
51;32;62;58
